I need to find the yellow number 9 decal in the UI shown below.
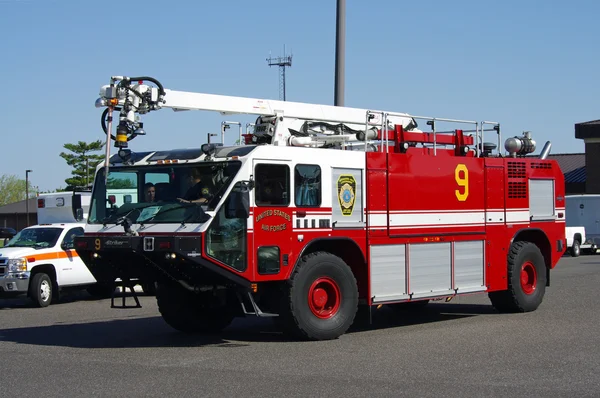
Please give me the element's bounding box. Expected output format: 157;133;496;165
95;238;101;250
455;164;469;201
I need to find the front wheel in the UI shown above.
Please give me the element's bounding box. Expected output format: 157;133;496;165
156;283;234;334
29;273;52;307
489;241;546;313
279;252;358;340
141;281;157;296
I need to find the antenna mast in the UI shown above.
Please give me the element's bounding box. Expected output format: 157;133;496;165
267;45;293;101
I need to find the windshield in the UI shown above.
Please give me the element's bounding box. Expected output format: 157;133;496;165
4;227;62;248
88;162;241;224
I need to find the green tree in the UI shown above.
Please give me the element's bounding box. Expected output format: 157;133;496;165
59;140;105;189
107;177;136;189
0;174;38;206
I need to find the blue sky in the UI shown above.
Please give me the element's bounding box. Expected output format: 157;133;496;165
1;0;599;191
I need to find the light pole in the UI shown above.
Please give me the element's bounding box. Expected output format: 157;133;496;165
25;169;32;227
335;0;346;106
207;133;217;144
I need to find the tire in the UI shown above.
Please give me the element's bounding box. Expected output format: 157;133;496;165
29;273;52;308
489;241;546;313
390;300;430;312
279;252;358;341
87;282;115;298
156;283;234;334
570;240;581;257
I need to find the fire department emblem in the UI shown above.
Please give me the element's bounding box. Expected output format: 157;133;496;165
337;174;356;216
202;187;209;196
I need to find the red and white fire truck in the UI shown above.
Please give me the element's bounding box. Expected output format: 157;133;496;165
75;76;566;340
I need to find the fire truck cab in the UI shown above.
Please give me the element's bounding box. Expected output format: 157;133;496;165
75;76;566;340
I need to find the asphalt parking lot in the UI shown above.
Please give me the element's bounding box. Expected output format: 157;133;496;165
1;255;599;397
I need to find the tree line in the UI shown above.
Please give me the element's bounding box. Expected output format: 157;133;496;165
0;140;104;206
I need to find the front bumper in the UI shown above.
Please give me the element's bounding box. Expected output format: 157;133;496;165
75;235;251;288
0;272;30;293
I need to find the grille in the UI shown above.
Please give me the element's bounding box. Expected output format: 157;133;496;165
0;258;8;277
531;162;552;169
508;182;527;198
508;161;526;178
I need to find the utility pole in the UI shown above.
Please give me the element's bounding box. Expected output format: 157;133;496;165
267;46;293;101
25;169;32;227
335;0;346;106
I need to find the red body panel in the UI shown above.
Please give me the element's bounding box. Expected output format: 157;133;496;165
240;149;564;299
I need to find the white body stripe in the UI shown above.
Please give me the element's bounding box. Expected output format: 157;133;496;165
505;210;531;223
366;209;553;229
390;212;485;228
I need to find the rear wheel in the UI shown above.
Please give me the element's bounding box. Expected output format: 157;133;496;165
489;241;546;313
29;273;52;307
570;240;581;257
279;252;358;340
156;283;234;334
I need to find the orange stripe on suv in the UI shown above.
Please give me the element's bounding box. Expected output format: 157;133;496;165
27;250;79;263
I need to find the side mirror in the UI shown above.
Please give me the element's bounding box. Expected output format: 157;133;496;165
225;183;250;219
75;208;84;222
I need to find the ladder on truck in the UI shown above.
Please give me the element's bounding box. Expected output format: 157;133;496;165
96;75;504;157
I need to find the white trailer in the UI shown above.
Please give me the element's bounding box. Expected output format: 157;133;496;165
37;191;91;223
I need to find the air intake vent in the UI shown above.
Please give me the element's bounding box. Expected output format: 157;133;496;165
530;162;552;169
508;161;526;178
508;182;527;198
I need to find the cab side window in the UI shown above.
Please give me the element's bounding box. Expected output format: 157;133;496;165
295;164;321;207
255;164;290;206
62;227;84;249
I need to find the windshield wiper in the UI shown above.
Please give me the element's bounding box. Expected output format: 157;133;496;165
33;243;54;249
141;203;211;225
101;205;151;227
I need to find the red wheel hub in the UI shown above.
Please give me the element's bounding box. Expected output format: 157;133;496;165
520;261;537;295
308;277;341;319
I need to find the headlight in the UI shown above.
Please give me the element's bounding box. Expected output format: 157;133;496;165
8;258;28;273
